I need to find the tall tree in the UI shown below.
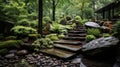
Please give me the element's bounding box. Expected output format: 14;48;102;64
52;0;59;21
38;0;43;34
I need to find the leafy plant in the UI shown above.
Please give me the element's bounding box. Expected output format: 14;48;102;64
50;22;68;34
102;33;111;37
28;34;41;41
43;16;51;22
17;19;30;26
11;26;37;36
113;21;120;39
32;38;54;49
86;35;96;41
29;20;38;28
46;34;59;41
87;28;100;37
58;34;65;39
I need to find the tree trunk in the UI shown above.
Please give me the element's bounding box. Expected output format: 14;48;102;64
52;0;56;21
81;0;85;19
38;0;43;35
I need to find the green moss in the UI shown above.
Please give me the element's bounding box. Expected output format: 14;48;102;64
0;49;8;55
0;40;23;49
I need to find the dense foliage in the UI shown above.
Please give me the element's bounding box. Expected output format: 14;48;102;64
11;26;37;35
32;38;54;50
86;35;96;41
87;28;100;37
113;21;120;39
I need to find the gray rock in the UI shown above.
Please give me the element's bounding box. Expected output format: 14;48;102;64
85;22;100;28
17;50;28;56
71;58;81;64
9;49;17;53
5;53;15;59
82;36;119;51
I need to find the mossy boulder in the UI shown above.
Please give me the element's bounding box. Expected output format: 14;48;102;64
0;40;23;49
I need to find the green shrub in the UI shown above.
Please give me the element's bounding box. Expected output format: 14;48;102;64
87;28;100;37
11;26;37;36
58;34;65;39
17;19;30;26
103;33;111;37
75;16;82;20
28;34;41;41
43;16;51;22
0;40;23;49
50;22;68;34
29;20;38;28
5;36;16;40
86;35;96;41
0;49;8;55
32;38;54;49
28;13;37;20
46;34;59;41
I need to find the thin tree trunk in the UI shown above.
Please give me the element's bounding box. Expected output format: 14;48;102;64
38;0;43;35
52;0;56;21
81;0;85;19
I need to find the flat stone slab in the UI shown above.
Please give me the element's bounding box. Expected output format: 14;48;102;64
71;29;86;31
63;37;86;41
68;31;86;34
54;44;82;51
40;48;76;59
68;34;86;37
54;40;82;45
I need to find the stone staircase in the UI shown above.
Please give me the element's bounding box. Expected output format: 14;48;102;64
40;26;86;59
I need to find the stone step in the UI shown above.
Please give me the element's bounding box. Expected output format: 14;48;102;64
54;44;82;52
54;40;82;45
39;48;76;59
63;37;86;41
73;28;86;31
68;31;86;34
68;33;86;37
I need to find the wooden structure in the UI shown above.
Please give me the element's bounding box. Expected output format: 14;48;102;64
95;1;120;21
0;20;14;35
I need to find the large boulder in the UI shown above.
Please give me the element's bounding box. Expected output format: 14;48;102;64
81;36;119;58
85;22;100;28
